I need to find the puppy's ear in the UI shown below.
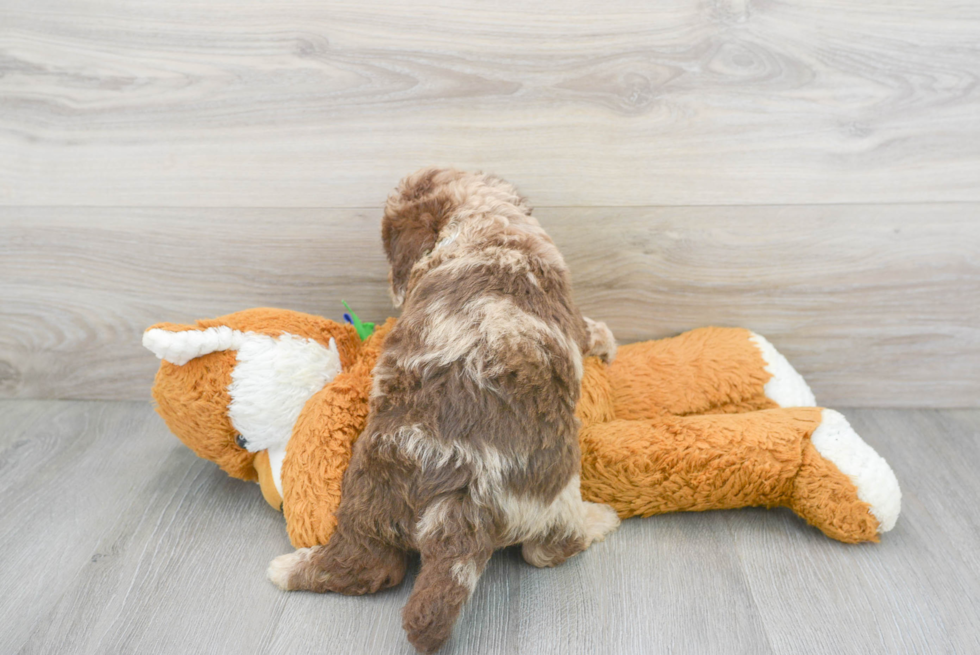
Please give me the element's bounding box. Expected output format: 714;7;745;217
383;168;462;307
382;210;443;308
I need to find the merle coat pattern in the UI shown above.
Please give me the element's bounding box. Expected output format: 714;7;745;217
268;168;619;654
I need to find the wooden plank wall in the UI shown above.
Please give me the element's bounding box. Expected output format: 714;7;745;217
1;0;978;405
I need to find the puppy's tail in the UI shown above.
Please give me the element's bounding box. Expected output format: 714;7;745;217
403;497;495;653
143;325;247;365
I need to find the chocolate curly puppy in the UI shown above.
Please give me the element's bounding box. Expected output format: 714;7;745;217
268;168;620;653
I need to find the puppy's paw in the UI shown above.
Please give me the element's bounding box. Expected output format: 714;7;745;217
584;317;617;363
267;548;312;591
583;502;621;545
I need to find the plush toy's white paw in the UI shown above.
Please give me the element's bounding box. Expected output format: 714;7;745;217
811;409;902;533
267;548;312;591
749;332;817;407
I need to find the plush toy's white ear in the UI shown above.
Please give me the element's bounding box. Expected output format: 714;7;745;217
142;326;247;366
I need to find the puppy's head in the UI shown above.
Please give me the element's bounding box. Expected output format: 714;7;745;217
382;167;533;307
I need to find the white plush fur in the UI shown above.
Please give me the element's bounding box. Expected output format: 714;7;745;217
811;409;902;532
266;442;288;499
749;332;817;407
228;334;342;457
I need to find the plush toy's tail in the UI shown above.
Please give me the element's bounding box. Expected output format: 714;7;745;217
143;325;247;365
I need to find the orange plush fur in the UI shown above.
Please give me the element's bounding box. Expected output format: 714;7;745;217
148;308;392;547
146;309;900;547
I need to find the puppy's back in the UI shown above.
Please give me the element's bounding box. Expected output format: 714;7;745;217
374;169;590;521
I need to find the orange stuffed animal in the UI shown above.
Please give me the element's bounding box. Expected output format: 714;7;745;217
144;308;900;547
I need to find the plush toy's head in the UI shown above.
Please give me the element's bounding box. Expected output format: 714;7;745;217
143;308;361;483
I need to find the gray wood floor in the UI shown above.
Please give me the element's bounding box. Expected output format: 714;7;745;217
2;400;977;655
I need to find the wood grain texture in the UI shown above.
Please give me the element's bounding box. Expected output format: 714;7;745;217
2;205;977;406
727;408;980;654
1;0;979;207
2;401;979;654
0;401;176;653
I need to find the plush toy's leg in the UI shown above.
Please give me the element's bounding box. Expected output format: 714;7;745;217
608;327;815;420
580;408;822;517
402;495;495;654
789;409;901;543
267;529;408;595
579;408;900;543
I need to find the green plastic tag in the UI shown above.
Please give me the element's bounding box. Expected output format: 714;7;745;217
342;301;375;341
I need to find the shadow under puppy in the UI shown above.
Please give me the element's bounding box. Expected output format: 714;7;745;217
268;168;620;653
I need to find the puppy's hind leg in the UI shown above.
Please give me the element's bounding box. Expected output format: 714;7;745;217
522;477;620;569
268;527;408;595
402;495;494;654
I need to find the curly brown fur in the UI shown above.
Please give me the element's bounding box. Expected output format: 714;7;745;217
268;168;619;654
